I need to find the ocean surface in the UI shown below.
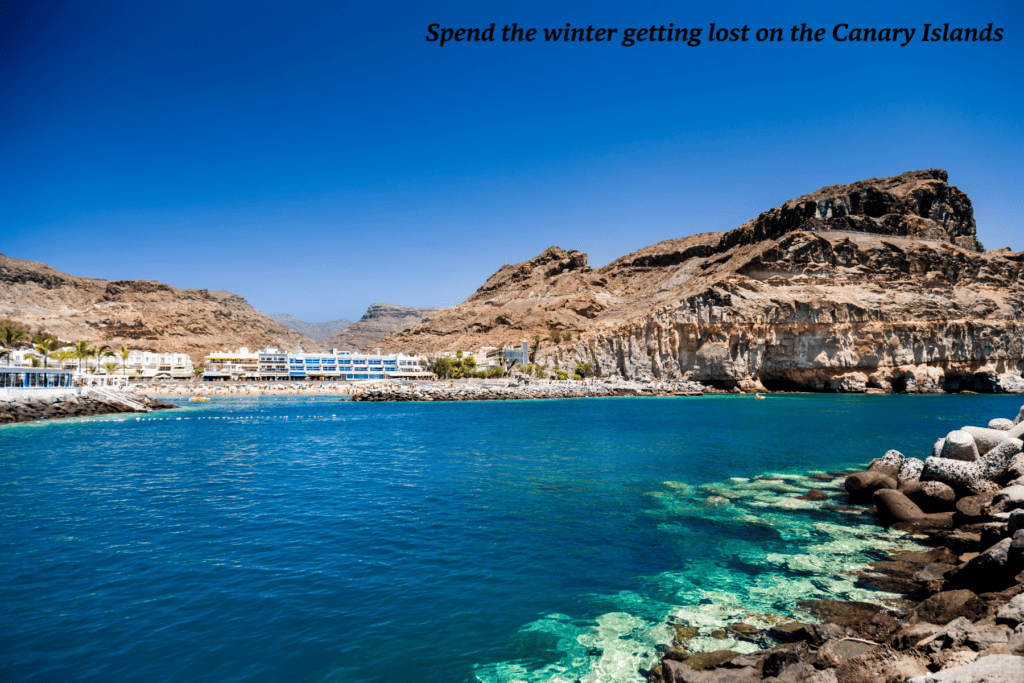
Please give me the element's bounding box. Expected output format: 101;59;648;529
1;393;1021;683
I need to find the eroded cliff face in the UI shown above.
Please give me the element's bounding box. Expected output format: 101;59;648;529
0;254;319;361
321;303;443;352
382;170;1024;392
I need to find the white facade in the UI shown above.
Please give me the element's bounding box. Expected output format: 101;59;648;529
203;347;431;381
124;351;194;379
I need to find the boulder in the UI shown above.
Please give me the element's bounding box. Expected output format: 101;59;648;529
844;471;896;502
945;538;1024;592
902;480;957;512
874;489;926;523
913;590;987;625
797;489;829;501
1011;624;1024;655
941;430;980;461
796;600;901;640
1010;510;1024;536
900;457;926;485
989;486;1024;514
991;418;1016;431
908;654;1024;682
997;594;1024;627
1009;454;1024;481
957;493;997;518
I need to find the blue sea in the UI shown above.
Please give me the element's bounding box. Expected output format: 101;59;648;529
2;394;1021;682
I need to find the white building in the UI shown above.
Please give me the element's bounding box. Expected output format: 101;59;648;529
124;350;194;379
203;347;432;381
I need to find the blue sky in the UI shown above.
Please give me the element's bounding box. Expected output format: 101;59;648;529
2;0;1021;322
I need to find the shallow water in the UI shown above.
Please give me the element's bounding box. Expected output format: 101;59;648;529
1;393;1020;682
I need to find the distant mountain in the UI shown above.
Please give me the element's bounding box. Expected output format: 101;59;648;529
322;303;442;352
268;314;353;341
0;254;320;360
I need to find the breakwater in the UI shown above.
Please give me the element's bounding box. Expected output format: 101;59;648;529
0;391;175;425
650;404;1024;683
352;378;707;401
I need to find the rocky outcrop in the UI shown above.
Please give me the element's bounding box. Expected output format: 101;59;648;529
1;254;320;361
644;403;1024;683
267;314;353;341
322;303;442;352
380;170;1024;393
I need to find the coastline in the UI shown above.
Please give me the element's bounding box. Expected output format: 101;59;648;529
645;404;1024;683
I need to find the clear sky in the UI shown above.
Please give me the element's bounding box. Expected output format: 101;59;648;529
2;0;1021;322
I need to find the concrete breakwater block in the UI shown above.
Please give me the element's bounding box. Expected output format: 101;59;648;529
899;457;925;485
940;430;980;461
844;471;896;502
922;456;983;489
990;418;1015;431
961;425;1024;456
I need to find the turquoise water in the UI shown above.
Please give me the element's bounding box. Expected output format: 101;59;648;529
1;394;1021;682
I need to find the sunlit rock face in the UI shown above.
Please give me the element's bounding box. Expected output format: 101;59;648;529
382;170;1024;392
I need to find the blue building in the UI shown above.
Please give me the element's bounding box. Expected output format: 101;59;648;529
260;349;430;381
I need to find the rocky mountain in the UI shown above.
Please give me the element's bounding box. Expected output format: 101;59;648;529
322;303;442;352
0;254;320;360
381;169;1024;393
268;313;353;341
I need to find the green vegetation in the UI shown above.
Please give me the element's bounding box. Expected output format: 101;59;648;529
572;373;582;380
562;331;572;342
529;334;541;362
574;362;594;378
556;370;568;380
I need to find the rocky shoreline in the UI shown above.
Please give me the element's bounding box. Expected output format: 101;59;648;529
0;392;176;425
647;406;1024;683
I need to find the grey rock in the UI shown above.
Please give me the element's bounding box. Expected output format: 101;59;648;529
900;457;926;484
1011;624;1024;655
992;418;1016;431
998;594;1024;628
1009;511;1024;536
990;486;1024;514
922;456;983;488
963;426;1017;455
908;655;1024;682
942;429;981;461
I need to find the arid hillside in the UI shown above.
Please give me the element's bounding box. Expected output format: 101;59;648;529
0;255;319;360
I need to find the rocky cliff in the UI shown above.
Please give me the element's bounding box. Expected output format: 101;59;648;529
322;303;443;352
381;170;1024;392
0;254;319;360
268;313;354;341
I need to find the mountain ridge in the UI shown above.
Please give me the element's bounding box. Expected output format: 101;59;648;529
379;169;1024;392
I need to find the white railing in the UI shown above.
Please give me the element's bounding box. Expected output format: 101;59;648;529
0;387;82;399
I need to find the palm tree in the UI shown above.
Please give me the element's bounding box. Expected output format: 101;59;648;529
91;344;109;376
27;338;55;368
53;350;75;369
73;341;92;374
119;345;131;375
0;324;29;364
103;362;119;375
